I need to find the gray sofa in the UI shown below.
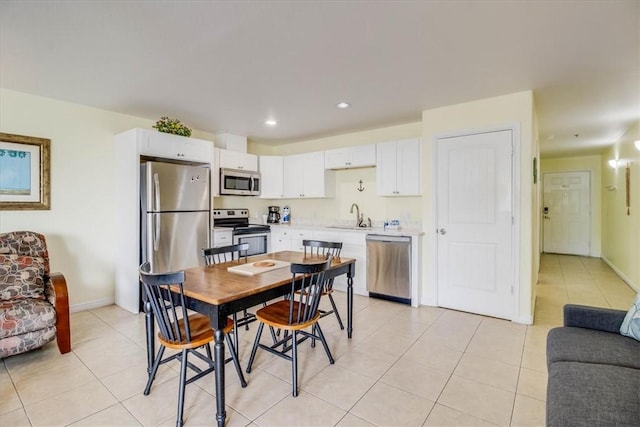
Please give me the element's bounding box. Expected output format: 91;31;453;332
546;304;640;426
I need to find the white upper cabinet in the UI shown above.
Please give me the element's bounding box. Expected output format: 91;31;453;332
218;149;258;171
324;144;376;169
283;151;335;198
376;138;421;196
137;128;213;162
259;155;284;198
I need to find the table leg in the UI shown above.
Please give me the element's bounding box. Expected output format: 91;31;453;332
347;273;353;339
144;300;155;374
214;328;226;427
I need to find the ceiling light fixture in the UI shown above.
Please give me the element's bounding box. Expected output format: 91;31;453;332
265;119;277;126
337;102;350;109
634;140;640;151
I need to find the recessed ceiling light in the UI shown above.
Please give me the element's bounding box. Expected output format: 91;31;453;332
265;119;277;126
337;102;350;109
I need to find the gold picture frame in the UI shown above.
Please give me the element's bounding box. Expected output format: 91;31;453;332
0;132;51;210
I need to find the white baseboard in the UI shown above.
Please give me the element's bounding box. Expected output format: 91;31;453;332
70;297;115;313
513;314;534;325
601;256;639;292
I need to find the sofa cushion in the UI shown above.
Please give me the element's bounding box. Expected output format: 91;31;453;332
547;326;640;370
0;255;47;300
620;293;640;341
547;361;640;427
0;298;56;338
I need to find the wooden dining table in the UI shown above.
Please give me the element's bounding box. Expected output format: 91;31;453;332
142;250;356;427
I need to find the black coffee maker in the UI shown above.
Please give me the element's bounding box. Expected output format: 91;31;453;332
267;206;280;223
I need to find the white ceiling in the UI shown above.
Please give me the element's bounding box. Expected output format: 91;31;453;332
1;1;638;156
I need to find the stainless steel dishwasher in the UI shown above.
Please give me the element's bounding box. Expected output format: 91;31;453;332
366;234;411;305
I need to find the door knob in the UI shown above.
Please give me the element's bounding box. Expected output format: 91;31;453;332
439;228;446;235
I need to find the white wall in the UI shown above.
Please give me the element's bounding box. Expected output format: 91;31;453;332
540;154;603;257
0;89;215;311
421;91;537;324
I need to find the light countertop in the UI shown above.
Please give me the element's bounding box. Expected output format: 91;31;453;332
268;223;424;237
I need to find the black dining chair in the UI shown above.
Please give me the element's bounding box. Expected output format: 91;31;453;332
302;240;345;330
139;263;246;427
246;257;335;397
202;243;267;351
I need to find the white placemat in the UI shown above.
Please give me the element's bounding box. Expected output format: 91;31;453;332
227;259;291;276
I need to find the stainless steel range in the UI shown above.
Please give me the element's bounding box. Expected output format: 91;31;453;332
212;209;271;256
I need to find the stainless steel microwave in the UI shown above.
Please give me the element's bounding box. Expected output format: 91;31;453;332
220;168;261;196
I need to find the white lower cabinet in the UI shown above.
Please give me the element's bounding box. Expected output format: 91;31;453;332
289;228;313;252
308;230;367;296
212;229;233;248
271;228;291;252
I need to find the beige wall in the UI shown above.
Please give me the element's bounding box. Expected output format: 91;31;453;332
421;91;537;324
540;155;603;257
0;89;216;310
601;121;640;291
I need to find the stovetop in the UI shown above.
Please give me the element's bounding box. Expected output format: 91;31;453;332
212;208;270;234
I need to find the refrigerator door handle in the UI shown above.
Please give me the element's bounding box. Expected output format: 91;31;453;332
153;213;160;251
153;173;160;211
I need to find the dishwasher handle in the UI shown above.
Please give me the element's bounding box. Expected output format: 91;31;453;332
366;234;411;244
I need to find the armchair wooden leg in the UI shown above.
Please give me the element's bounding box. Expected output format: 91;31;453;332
51;273;71;354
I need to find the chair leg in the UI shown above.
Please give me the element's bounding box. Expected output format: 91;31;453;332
232;312;240;356
314;323;334;364
225;334;247;387
291;330;299;397
144;346;166;395
328;294;344;330
176;349;189;427
246;322;264;373
243;309;250;331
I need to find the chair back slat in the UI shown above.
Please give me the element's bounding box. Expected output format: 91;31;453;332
139;263;193;343
202;243;249;266
302;240;342;259
287;258;332;325
302;240;342;293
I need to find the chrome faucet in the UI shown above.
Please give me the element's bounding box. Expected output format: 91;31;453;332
350;203;363;227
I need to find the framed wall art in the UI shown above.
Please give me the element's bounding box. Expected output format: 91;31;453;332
0;132;51;210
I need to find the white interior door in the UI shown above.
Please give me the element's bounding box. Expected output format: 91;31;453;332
542;171;590;255
437;130;514;320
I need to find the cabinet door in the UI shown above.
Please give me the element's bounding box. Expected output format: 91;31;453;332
271;229;291;252
376;141;399;195
283;155;305;197
349;144;376;168
324;145;376;169
259;156;284;198
301;152;326;197
219;149;258;170
289;229;313;252
324;148;351;169
396;138;421;196
212;229;233;247
142;130;212;162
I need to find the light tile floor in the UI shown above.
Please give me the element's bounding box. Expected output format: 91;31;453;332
1;254;636;426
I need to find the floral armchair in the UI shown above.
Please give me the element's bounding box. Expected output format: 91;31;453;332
0;231;70;358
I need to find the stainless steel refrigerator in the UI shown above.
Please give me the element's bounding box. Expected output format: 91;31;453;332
140;161;210;273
